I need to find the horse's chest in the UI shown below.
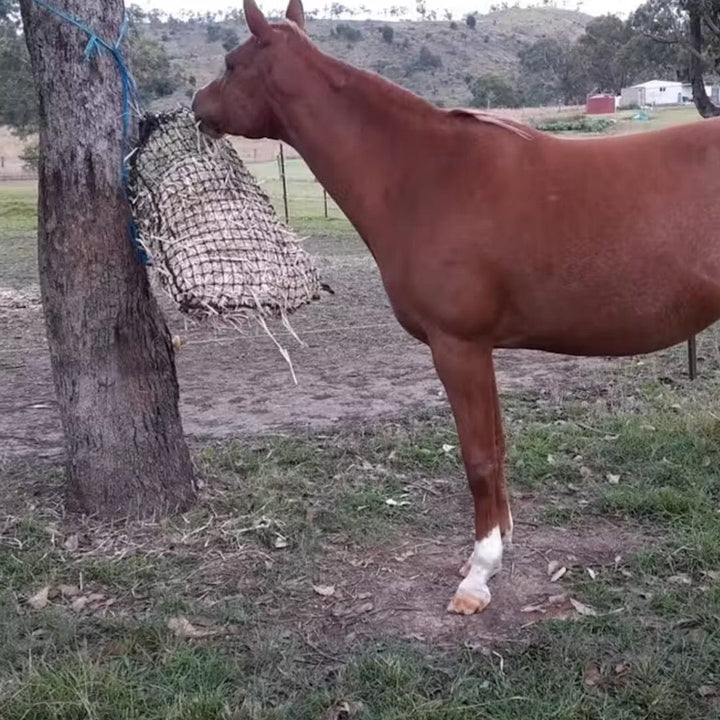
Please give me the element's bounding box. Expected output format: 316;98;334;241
375;271;426;343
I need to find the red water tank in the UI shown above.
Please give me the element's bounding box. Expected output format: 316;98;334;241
586;94;616;115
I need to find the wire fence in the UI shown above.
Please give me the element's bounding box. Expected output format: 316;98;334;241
1;141;348;227
241;142;347;225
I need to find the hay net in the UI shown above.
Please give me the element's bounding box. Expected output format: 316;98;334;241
128;109;322;321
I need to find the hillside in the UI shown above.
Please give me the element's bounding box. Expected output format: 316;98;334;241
150;7;591;110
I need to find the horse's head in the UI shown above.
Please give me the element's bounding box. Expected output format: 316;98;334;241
192;0;306;139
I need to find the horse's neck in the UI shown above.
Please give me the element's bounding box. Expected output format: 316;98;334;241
274;58;438;240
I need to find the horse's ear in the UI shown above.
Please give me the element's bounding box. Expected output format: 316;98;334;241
286;0;305;29
244;0;272;41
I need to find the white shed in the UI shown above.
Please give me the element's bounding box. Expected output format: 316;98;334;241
620;79;719;108
620;80;684;108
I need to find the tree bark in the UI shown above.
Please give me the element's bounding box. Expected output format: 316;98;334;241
20;0;196;518
688;2;720;117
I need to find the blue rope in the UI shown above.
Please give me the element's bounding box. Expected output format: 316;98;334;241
32;0;150;265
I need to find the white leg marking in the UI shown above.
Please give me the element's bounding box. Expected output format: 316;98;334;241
449;526;503;614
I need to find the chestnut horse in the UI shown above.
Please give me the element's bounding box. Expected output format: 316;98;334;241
193;0;720;614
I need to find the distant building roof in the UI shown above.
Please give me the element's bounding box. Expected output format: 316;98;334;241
631;80;682;88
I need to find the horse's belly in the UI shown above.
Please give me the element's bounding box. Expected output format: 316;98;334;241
504;281;720;357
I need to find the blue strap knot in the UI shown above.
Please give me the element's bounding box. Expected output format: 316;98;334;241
31;0;149;265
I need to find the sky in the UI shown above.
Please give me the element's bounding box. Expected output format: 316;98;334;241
135;0;644;21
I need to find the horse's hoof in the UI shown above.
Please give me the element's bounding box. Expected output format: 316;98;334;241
447;588;490;615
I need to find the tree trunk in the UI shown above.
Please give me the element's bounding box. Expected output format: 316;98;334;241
688;2;720;118
20;0;196;518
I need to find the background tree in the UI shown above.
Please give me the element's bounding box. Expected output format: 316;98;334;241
575;14;633;93
518;37;591;105
19;0;196;517
220;27;239;51
1;0;187;134
631;0;720;116
0;17;36;133
468;73;521;107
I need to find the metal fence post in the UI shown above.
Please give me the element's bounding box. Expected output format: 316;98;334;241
323;188;328;219
278;143;289;224
688;336;697;380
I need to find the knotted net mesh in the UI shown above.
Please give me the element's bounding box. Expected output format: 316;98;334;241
128;109;322;322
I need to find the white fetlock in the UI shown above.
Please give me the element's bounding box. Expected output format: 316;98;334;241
448;526;502;615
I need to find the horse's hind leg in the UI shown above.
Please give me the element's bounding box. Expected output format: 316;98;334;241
431;337;504;614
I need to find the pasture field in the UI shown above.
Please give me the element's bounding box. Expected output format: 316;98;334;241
2;108;720;718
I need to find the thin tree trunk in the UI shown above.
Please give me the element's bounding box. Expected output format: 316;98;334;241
688;2;720;118
20;0;196;518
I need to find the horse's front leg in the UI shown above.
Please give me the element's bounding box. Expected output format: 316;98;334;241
431;336;507;614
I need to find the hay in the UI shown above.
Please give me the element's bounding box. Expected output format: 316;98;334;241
128;109;323;322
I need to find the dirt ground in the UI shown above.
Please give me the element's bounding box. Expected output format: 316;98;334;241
1;231;642;642
0;233;613;460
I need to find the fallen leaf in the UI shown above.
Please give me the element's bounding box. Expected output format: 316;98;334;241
313;584;336;597
520;602;546;614
63;534;79;552
441;444;455;454
167;616;221;639
28;586;51;610
351;601;374;616
326;700;364;719
57;584;79;598
548;593;568;605
606;473;620;485
332;601;374;619
570;598;599;616
547;560;560;576
668;574;692;586
43;525;61;542
698;685;719;698
583;661;602;687
547;454;556;465
614;661;631;677
550;566;568;583
71;596;89;612
587;568;597;580
274;535;289;549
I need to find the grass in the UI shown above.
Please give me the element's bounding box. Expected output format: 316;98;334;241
2;349;720;717
0;182;37;289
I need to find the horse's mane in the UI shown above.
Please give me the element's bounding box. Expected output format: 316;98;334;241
448;109;535;140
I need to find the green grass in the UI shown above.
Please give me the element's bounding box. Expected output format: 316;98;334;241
0;182;38;288
3;356;720;718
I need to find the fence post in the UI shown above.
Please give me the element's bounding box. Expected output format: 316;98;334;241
688;336;697;380
323;188;328;219
278;142;289;224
